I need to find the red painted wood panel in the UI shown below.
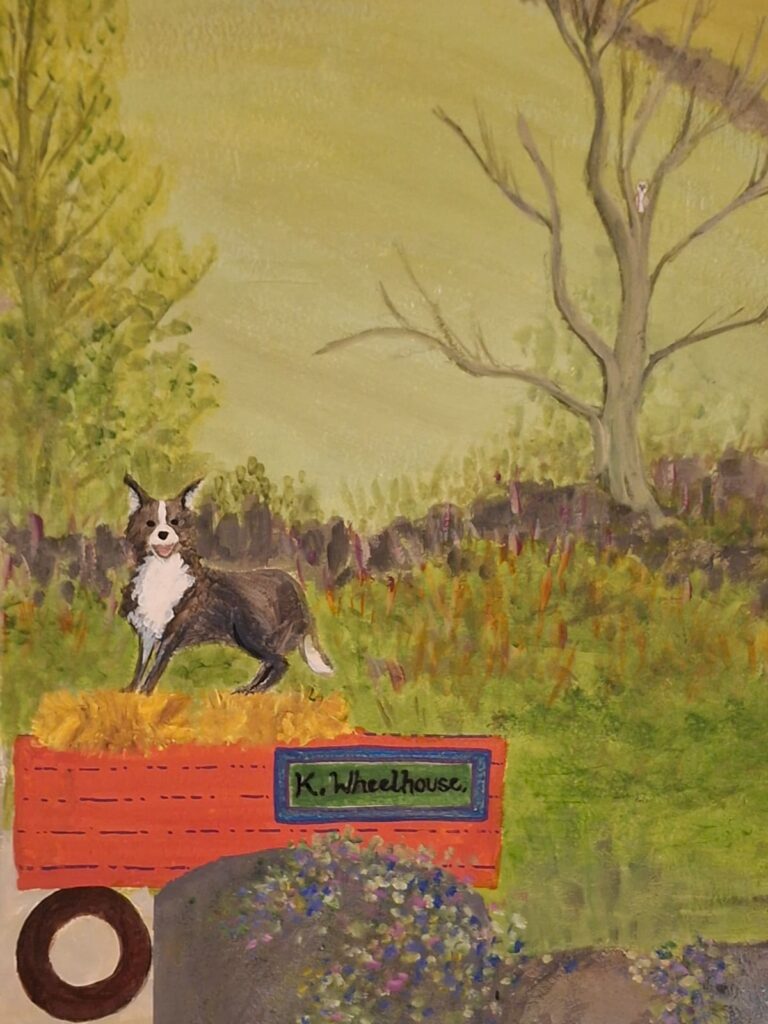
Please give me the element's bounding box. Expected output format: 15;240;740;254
14;734;506;890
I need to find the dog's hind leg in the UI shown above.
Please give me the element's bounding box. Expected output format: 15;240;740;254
230;616;291;695
232;655;289;695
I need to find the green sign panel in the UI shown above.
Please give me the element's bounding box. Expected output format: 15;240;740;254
291;760;473;809
274;746;491;823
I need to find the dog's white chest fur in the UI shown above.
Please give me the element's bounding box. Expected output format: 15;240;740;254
128;553;194;641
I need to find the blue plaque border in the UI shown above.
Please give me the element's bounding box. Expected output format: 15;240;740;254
273;745;491;824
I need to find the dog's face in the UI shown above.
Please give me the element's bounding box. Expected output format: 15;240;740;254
123;476;203;562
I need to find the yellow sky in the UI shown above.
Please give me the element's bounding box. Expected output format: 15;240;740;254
642;1;768;53
121;0;768;511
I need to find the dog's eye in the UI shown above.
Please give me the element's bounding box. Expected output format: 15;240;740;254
170;518;179;526
147;520;156;528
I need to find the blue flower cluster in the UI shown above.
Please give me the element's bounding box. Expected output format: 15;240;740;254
631;938;735;1024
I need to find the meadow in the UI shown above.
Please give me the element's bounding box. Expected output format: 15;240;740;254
3;529;767;954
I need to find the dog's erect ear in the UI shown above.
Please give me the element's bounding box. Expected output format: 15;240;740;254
124;474;151;515
176;478;204;510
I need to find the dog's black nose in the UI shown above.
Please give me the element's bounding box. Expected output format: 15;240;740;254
157;530;169;540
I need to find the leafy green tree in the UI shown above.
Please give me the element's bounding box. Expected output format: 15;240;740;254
0;0;217;532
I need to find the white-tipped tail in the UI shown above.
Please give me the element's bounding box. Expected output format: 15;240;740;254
301;634;334;676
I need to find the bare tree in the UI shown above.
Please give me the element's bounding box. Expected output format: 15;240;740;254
316;0;768;525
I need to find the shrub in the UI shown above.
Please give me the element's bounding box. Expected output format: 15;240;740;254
628;939;736;1024
227;833;525;1024
207;458;323;527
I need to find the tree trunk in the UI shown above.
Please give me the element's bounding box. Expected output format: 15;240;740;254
599;380;665;526
589;416;609;483
592;237;667;525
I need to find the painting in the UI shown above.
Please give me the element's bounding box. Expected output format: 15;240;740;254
2;1;768;1021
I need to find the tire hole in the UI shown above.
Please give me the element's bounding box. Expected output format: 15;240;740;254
49;916;121;986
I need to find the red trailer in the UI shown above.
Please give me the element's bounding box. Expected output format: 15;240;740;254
13;732;507;1021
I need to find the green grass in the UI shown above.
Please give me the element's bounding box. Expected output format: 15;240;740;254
3;537;768;952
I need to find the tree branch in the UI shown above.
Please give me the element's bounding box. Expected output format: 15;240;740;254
46;179;129;261
584;0;610;48
436;104;612;372
597;0;659;57
395;244;477;361
39;68;105;181
472;316;502;369
379;281;411;330
644;303;768;380
621;2;709;182
0;182;12;215
651;151;768;289
646;17;768;212
321;267;600;422
552;11;634;285
646;88;700;208
542;0;589;73
616;53;635;220
316;326;601;422
435;107;551;229
36;94;60;165
516;114;614;370
0;115;16;172
54;242;117;306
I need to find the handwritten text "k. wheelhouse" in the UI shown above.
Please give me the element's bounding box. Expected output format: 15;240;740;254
292;767;469;800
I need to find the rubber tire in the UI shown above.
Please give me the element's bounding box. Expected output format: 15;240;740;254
16;886;152;1022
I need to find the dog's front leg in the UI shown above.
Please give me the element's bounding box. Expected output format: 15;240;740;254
137;630;184;695
123;633;156;693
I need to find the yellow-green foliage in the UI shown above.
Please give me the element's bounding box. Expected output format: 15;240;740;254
313;539;764;723
205;458;324;527
0;0;217;531
31;688;353;753
339;406;594;532
306;541;768;949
